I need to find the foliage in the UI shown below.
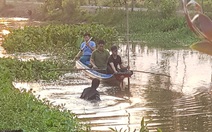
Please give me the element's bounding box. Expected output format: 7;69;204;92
0;58;62;81
145;0;177;18
30;0;203;49
37;0;86;23
109;117;162;132
91;8;200;48
0;59;89;131
204;1;212;12
93;8;126;31
2;24;118;58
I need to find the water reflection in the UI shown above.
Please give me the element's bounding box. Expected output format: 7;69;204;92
2;18;212;132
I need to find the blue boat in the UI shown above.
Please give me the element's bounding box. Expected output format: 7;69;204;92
75;60;133;85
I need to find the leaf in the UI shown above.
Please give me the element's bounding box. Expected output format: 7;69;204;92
157;128;163;132
109;127;117;131
141;117;145;127
76;37;83;47
190;40;212;56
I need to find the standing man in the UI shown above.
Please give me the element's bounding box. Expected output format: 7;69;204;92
76;33;96;66
90;40;110;73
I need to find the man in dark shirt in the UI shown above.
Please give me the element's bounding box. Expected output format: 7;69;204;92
80;78;101;101
107;45;129;74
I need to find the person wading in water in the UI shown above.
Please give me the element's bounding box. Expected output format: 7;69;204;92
80;78;101;101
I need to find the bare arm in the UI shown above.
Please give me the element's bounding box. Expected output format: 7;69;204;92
86;43;95;51
109;62;118;73
86;40;95;51
90;58;98;69
120;64;130;70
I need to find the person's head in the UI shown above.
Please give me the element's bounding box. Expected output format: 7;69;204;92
91;78;100;89
83;33;91;42
97;40;105;51
110;45;118;55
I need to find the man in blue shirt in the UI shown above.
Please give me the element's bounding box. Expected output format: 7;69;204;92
79;33;96;66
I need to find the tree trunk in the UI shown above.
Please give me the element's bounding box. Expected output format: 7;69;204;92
131;0;135;11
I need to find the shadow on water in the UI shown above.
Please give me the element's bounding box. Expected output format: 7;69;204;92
2;18;212;132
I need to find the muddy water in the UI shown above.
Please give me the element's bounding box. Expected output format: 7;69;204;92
2;18;212;132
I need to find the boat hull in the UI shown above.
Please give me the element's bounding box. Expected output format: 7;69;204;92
75;60;133;86
75;60;117;83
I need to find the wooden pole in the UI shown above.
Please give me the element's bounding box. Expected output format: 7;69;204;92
126;1;130;91
132;70;171;77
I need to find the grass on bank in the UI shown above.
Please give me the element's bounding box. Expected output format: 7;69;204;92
0;58;89;131
34;1;200;49
92;9;201;48
1;0;203;49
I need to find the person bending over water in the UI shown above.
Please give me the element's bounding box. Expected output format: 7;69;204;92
80;78;101;101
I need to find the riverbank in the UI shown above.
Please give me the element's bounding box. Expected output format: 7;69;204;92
0;59;89;131
1;0;200;49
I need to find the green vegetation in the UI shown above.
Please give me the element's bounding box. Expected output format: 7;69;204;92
0;58;89;131
109;117;162;132
92;9;200;48
3;24;118;58
1;23;119;132
31;0;202;49
0;58;62;81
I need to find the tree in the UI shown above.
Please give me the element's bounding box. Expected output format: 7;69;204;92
131;0;135;11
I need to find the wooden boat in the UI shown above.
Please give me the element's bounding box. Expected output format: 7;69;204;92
75;60;133;85
182;0;212;42
182;0;212;56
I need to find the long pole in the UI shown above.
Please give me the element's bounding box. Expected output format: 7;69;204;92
126;1;130;91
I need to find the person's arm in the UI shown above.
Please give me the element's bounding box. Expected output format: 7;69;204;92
120;64;125;69
90;58;98;69
108;54;118;73
86;41;96;51
119;55;130;70
74;43;84;60
95;92;101;101
120;64;130;70
80;89;86;99
109;62;118;73
90;52;98;69
80;42;85;51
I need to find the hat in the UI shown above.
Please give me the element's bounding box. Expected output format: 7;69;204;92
111;45;118;51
